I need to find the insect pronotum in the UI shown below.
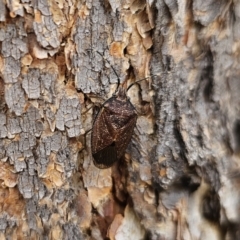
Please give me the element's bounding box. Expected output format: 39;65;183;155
91;51;155;169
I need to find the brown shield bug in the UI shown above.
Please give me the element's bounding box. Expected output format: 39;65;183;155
91;52;154;169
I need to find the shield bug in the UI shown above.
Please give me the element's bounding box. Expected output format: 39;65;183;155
91;52;154;169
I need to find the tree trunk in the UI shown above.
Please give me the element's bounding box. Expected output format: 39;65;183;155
0;0;238;239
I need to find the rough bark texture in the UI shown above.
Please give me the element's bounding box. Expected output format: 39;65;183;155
0;0;239;239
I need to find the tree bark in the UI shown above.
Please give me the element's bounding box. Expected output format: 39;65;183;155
0;0;238;239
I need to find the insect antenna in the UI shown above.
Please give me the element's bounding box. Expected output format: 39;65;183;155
127;69;176;91
96;51;120;93
126;75;157;91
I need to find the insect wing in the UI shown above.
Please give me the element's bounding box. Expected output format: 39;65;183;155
91;96;137;168
115;112;137;159
91;101;117;168
92;142;117;168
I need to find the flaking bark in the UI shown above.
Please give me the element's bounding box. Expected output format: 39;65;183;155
0;0;239;240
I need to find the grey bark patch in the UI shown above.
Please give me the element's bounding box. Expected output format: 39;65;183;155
56;97;83;137
72;0;126;94
193;0;224;26
0;77;5;111
19;171;46;199
34;0;51;16
19;132;36;152
33;16;60;49
14;158;27;172
63;223;84;240
6;0;24;17
1;24;17;40
22;69;41;99
4;106;43;174
22;68;56;102
6;141;22;163
36;131;67;175
27;156;37;176
26;200;38;230
54;189;66;204
0;23;27;83
7;118;22;135
57;147;75;178
38;204;51;223
18;172;35;199
0;215;16;231
108;0;120;13
2;38;27;60
45;107;55;131
54;189;75;204
5;132;36;172
0;140;5;159
32;0;61;50
0;217;7;231
2;57;21;83
0;0;6;22
20;105;43;136
0;113;7;138
46;131;63;152
40;72;56;103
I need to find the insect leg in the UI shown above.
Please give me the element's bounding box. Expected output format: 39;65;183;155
126;75;158;91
